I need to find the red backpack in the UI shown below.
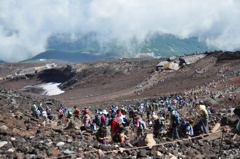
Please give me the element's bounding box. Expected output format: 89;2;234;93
112;118;122;133
59;111;64;117
76;109;80;115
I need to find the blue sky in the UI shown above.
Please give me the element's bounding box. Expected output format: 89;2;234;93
0;0;240;62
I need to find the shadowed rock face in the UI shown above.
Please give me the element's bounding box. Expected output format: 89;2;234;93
37;65;75;83
211;51;240;61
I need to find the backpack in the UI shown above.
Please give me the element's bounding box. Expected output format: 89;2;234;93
180;120;189;132
95;115;101;126
112;118;123;132
65;109;69;115
172;111;181;126
59;111;64;117
186;124;194;136
76;109;80;115
112;118;122;142
181;120;194;137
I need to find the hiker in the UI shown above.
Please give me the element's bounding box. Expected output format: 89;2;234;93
96;113;102;126
96;126;108;144
180;119;194;138
116;109;126;126
186;119;194;137
139;103;145;117
109;113;115;131
129;108;137;124
152;115;164;138
166;98;171;107
65;108;72;118
111;115;123;142
154;101;159;111
35;109;41;119
160;107;167;119
82;109;92;128
168;106;180;139
134;115;146;137
31;104;37;117
38;103;44;114
46;107;53;120
42;109;47;119
111;105;117;114
92;114;100;131
73;106;80;119
196;103;209;134
149;103;154;112
121;106;127;115
58;108;64;119
101;110;108;126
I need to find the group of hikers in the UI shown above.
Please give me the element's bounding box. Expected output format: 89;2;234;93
31;103;53;120
29;94;240;146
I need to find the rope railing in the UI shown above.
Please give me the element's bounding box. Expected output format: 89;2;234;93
46;129;224;159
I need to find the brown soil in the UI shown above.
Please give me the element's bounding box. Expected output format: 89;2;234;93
1;52;240;108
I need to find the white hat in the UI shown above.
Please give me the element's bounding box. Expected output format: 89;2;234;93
102;109;108;115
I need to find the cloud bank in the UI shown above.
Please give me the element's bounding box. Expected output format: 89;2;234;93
0;0;240;62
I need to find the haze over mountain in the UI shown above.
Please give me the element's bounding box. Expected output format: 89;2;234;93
1;0;240;62
26;33;210;63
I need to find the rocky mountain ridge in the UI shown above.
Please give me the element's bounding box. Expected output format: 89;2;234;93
0;51;240;158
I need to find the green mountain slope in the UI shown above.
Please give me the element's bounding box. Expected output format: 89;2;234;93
140;33;209;57
26;32;211;62
24;50;119;63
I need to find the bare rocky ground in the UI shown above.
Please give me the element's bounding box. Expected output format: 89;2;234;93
0;51;240;159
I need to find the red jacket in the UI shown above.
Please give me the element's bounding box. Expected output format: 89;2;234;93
111;118;120;133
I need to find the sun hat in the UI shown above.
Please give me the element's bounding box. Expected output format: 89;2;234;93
102;109;108;115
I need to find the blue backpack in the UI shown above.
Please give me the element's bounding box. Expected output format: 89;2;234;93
180;120;190;133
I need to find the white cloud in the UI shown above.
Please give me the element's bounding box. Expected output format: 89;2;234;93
0;0;240;62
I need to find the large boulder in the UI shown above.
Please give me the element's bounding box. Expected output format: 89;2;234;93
0;125;8;131
204;98;218;106
138;133;156;148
